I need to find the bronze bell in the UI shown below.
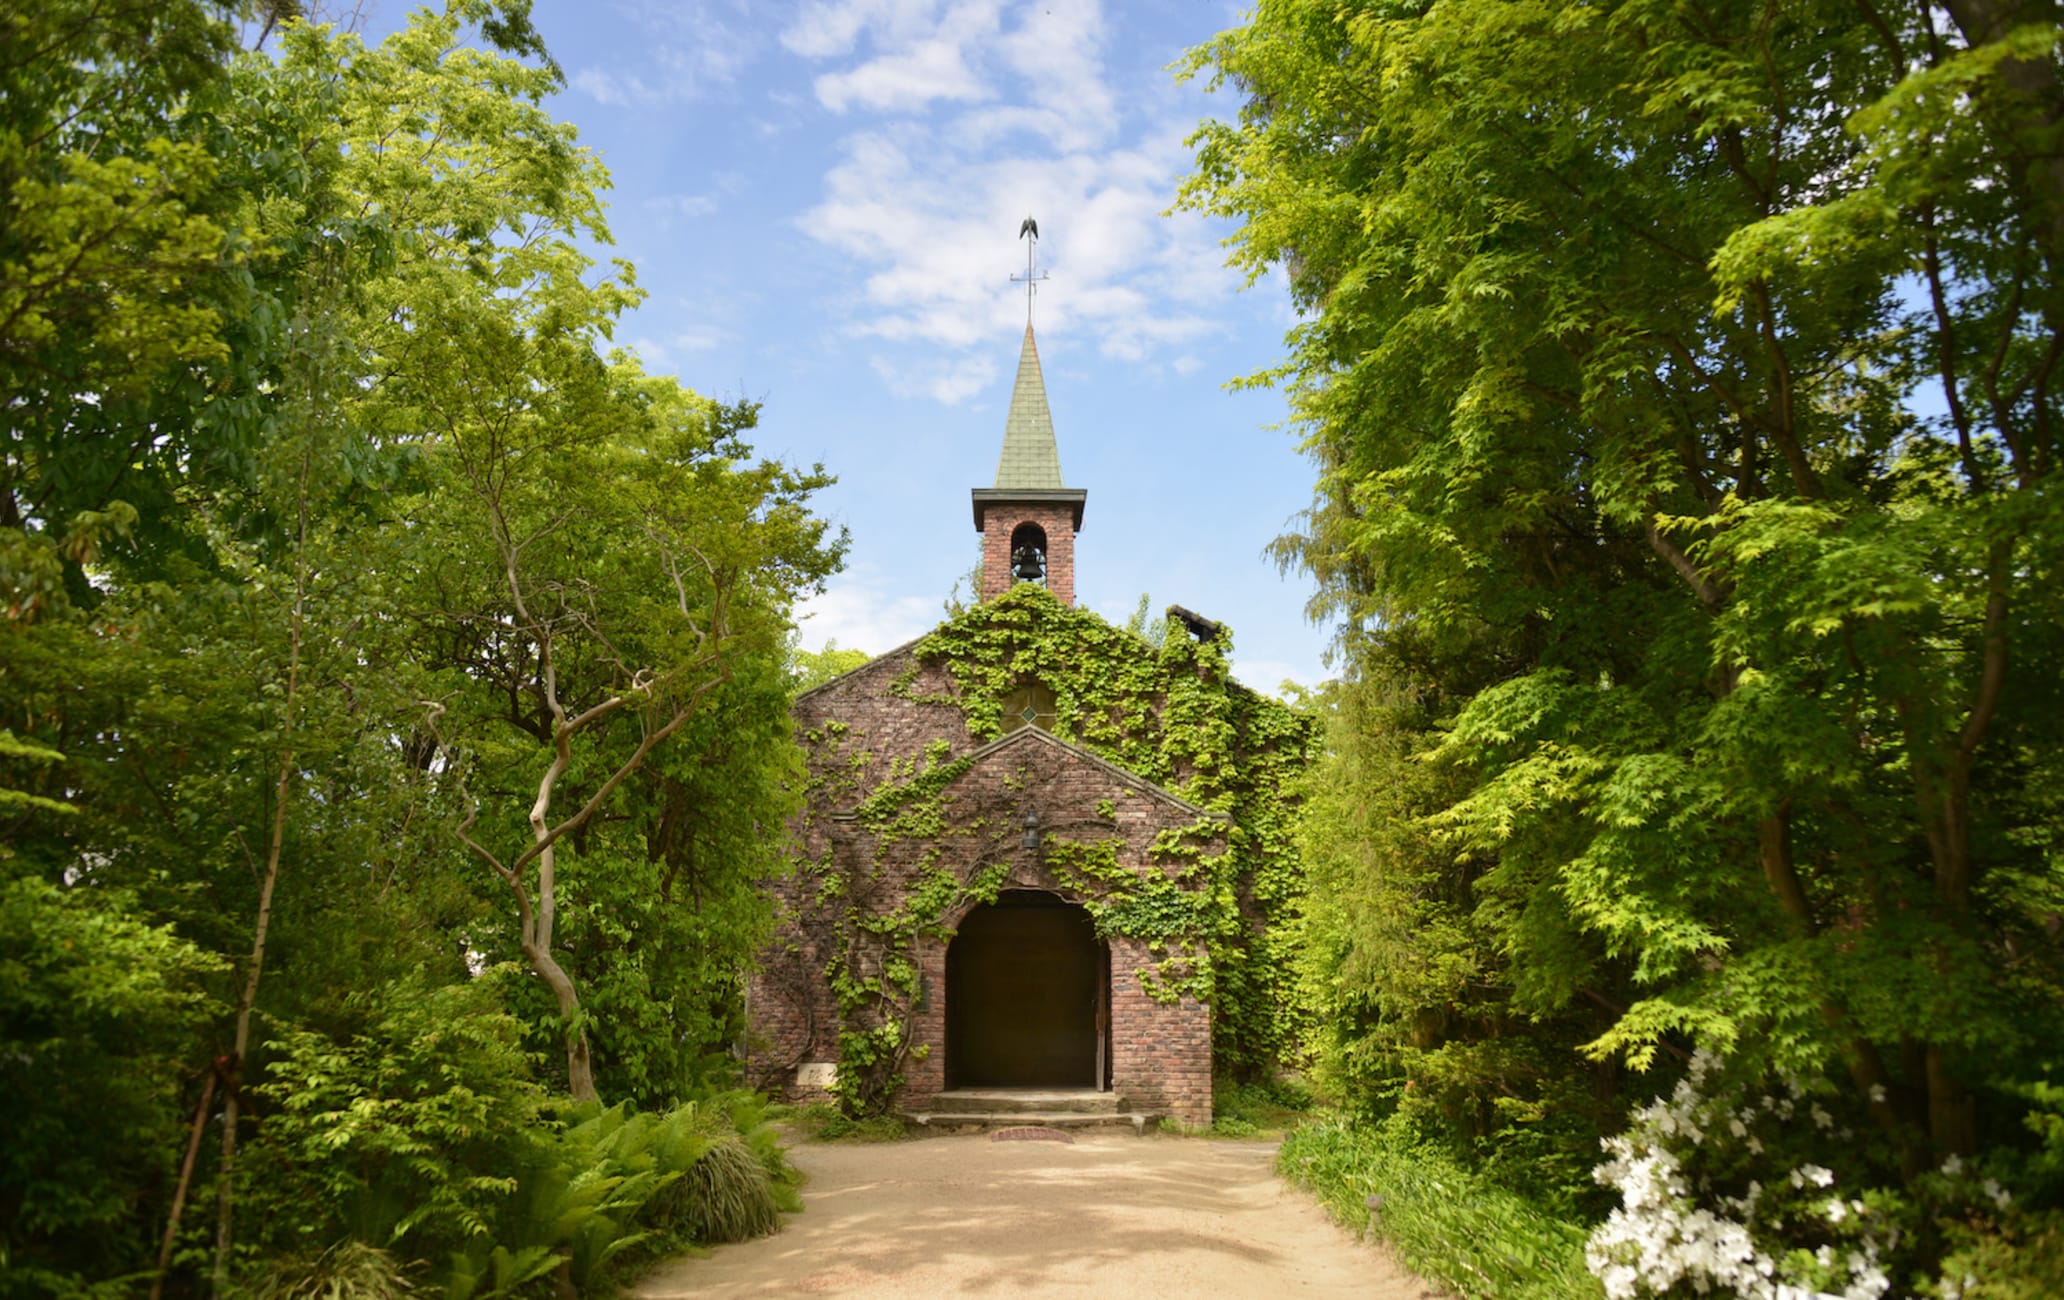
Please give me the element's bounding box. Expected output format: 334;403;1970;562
1011;545;1045;582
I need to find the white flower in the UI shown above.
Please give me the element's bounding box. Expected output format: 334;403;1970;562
1940;1153;1965;1177
1586;1054;1894;1300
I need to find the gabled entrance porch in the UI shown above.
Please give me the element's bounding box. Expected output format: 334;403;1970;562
905;890;1146;1133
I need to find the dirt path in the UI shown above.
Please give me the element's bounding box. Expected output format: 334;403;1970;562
632;1131;1435;1298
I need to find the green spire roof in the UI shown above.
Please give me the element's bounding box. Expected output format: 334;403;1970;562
994;325;1067;489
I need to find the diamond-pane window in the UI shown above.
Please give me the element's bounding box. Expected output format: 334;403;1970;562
1001;682;1057;734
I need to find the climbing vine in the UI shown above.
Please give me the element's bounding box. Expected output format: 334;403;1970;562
785;584;1312;1113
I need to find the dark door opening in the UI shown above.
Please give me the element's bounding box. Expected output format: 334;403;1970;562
947;891;1105;1089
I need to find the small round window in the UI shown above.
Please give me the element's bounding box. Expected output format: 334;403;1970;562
1000;682;1057;733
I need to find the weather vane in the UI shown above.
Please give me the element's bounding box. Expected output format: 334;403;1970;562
1011;216;1049;324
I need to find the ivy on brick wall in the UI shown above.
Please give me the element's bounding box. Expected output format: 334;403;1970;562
792;584;1313;1115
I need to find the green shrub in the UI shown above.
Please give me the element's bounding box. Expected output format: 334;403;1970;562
1279;1114;1599;1300
0;879;224;1294
1939;1211;2064;1299
1214;1075;1316;1135
706;1089;804;1206
241;972;547;1265
242;983;797;1297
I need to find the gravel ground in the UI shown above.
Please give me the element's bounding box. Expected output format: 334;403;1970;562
631;1131;1435;1299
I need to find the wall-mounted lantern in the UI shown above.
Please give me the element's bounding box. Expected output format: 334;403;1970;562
1021;808;1041;850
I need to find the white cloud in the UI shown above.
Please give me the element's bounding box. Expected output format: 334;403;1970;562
644;193;719;219
624;326;726;370
784;0;1245;404
993;0;1113;149
1226;657;1316;698
625;335;673;368
572;67;635;106
671;324;727;352
794;574;941;656
782;0;995;59
571;0;761;105
870;352;997;405
781;0;920;58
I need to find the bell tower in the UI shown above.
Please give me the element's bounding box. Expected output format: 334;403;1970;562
972;324;1086;604
974;221;1085;605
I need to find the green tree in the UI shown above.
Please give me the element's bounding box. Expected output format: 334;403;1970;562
789;638;872;692
1123;594;1168;648
0;0;242;614
1183;0;2064;1281
412;359;838;1103
1;3;839;1291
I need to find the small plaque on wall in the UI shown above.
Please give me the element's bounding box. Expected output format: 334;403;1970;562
795;1062;838;1089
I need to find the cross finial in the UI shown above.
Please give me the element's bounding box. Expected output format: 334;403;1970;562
1011;216;1048;325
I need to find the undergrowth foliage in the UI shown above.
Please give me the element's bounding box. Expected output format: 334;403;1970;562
1279;1115;1599;1300
235;975;799;1297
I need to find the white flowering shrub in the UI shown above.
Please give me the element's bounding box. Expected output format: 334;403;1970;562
1585;1050;1894;1300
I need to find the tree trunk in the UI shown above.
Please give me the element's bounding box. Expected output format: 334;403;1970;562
151;1068;218;1300
525;939;597;1103
212;459;309;1292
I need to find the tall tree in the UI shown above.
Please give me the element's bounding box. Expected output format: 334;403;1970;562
1182;0;2064;1260
0;0;243;611
2;3;842;1290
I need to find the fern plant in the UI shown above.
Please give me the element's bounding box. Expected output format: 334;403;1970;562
437;1095;797;1298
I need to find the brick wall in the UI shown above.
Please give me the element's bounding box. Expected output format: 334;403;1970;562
1110;935;1213;1124
976;501;1078;605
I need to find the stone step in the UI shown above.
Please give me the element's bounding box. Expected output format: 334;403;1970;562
929;1088;1122;1115
903;1110;1150;1136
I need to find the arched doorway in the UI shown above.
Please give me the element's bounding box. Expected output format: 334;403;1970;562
946;890;1107;1089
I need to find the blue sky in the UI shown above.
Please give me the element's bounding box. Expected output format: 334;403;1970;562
356;0;1334;691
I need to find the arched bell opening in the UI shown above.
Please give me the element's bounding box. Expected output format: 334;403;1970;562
1008;522;1048;585
946;890;1109;1090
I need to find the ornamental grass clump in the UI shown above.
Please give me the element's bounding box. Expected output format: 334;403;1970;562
677;1138;780;1244
253;1241;415;1300
637;1094;799;1247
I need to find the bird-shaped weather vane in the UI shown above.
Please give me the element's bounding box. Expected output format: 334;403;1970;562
1011;216;1049;324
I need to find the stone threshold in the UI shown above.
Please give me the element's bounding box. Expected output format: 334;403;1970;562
903;1087;1152;1135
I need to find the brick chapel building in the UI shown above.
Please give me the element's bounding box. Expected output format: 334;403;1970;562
745;322;1307;1130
